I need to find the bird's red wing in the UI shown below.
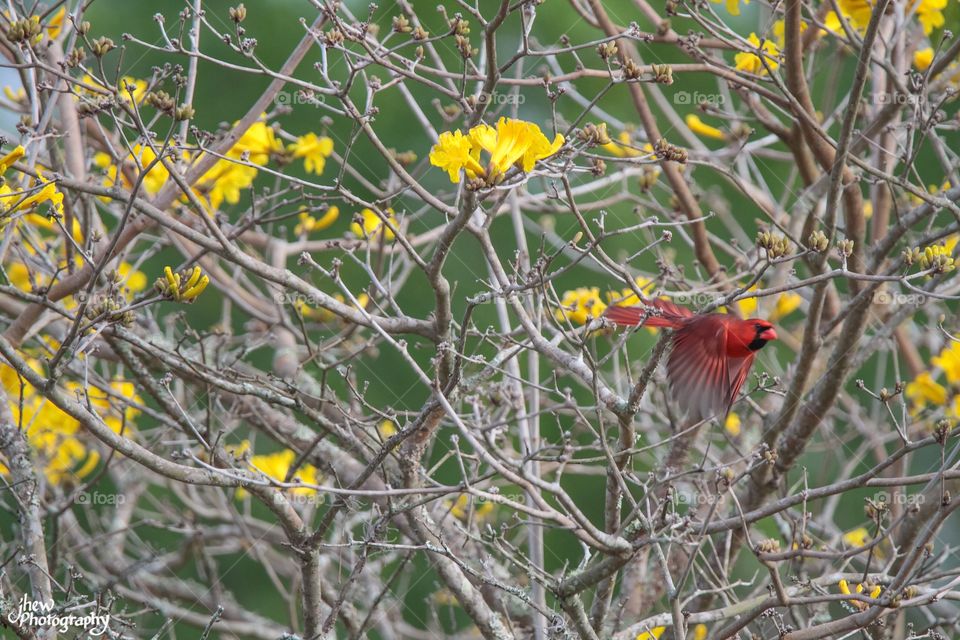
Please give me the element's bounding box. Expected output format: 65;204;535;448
724;354;755;416
666;316;735;421
647;297;696;320
604;297;693;328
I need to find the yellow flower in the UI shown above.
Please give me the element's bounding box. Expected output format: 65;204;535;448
447;494;494;521
0;145;24;174
554;287;607;325
636;627;665;640
79;75;148;104
429;118;563;184
296;292;369;322
914;47;934;71
46;6;66;39
606;277;655;308
117;262;147;293
843;527;870;547
933;341;960;384
727;285;758;317
770;291;802;321
289;133;334;175
838;579;881;610
0;172;65;217
0;363;100;485
429;129;484;183
905;372;947;409
294;205;339;235
183;117;284;212
193;158;258;211
351;207;397;242
88;379;143;427
158;265;210;302
693;625;708;640
772;19;808;46
96;144;170;196
735;33;781;74
912;0;946;34
685;114;726;141
236;446;320;499
725;412;742;436
824;0;874;34
378;419;398;437
710;0;749;16
3;86;26;105
229;119;282;165
602;130;642;158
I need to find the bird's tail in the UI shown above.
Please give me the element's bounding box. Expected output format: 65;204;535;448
603;297;692;328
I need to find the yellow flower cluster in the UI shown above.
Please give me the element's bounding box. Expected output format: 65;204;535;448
554;287;607;325
79;74;148;105
0;359;142;485
601;130;645;158
735;34;781;74
155;265;210;302
911;46;960;87
94;144;169;197
429;117;564;185
295;292;369;322
606;277;656;308
351;207;397;242
725;412;742;436
232;442;321;499
295;206;339;235
728;287;802;321
636;623;707;640
0;146;65;221
906;341;960;421
446;494;494;521
92;117;334;214
838;579;882;611
290;132;335;175
842;526;870;547
685;114;726;141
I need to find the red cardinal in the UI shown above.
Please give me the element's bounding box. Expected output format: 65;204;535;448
605;298;778;421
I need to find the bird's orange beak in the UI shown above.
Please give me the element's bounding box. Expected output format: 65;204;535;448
762;327;778;341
